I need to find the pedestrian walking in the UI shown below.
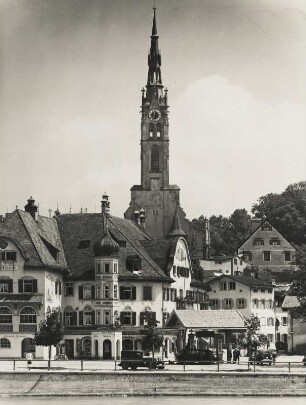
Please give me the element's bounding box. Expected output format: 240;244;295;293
272;350;277;365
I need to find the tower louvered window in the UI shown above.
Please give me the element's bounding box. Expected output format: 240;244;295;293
151;145;159;171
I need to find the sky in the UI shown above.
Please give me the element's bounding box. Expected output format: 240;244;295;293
1;0;306;220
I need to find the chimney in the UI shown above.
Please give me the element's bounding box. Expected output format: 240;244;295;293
251;217;262;232
24;196;38;221
101;192;110;215
139;208;146;229
133;210;140;225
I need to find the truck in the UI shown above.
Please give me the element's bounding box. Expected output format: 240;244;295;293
118;350;165;370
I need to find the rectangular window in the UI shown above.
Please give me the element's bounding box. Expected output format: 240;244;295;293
1;251;17;261
0;281;10;293
243;252;252;261
171;288;177;301
282;317;287;326
263;251;271;262
96;263;101;274
228;282;236;291
261;224;272;231
96;285;101;299
261;317;266;326
173;266;177;276
267;317;274;326
83;286;92;299
209;299;219;310
260;299;265;309
261;288;265;293
220;282;227;291
252;299;258;309
143;286;152;301
104;285;109;299
163;287;167;301
224;299;232;309
120;311;136;326
267;334;274;342
103;310;111;325
114;263;118;273
65;312;77;326
254;238;264;246
284;251;291;262
113;285;117;299
19;279;37;294
234;258;237;265
120;286;136;300
270;239;280;246
104;263;110;273
237;299;246;309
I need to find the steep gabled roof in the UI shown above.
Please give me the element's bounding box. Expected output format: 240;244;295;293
282;295;301;309
56;213;171;282
205;274;272;288
0;210;66;271
165;309;246;329
237;218;296;252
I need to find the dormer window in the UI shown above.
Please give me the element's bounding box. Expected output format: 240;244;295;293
126;255;141;272
77;240;91;249
1;251;16;262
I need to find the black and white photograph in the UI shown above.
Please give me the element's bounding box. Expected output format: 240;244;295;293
0;0;305;402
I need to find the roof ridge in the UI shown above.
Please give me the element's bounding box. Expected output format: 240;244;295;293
16;210;45;266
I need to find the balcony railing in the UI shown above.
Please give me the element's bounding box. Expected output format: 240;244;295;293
19;324;37;333
0;262;17;271
0;324;13;332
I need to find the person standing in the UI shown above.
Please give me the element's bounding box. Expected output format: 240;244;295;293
26;352;33;370
236;348;241;365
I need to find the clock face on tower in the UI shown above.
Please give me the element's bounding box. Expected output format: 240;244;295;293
148;109;162;122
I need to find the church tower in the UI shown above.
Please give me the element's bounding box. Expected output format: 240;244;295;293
125;5;180;239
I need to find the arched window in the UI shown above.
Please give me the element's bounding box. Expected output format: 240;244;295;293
20;307;37;324
151;145;159;172
0;338;11;348
82;337;92;353
149;124;154;138
156;125;161;138
0;307;12;324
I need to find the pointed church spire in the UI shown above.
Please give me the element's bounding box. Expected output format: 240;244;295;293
167;206;186;238
147;3;162;85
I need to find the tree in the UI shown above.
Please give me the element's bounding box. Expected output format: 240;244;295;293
34;308;64;369
240;314;270;356
141;312;163;360
252;181;306;245
288;244;306;316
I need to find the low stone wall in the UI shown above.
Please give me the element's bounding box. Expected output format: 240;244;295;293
0;371;305;397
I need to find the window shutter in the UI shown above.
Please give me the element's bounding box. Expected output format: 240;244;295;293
132;312;136;325
120;312;124;324
140;312;145;326
59;282;62;295
132;286;136;300
120;286;124;299
76;339;81;352
55;282;58;295
222;299;226;309
79;311;83;325
72;312;77;326
91;311;95;325
18;280;23;293
8;279;13;293
79;286;83;300
33;279;37;293
91;285;95;299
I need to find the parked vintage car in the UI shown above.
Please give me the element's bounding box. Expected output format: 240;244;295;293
249;350;272;366
118;350;165;370
176;348;216;365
